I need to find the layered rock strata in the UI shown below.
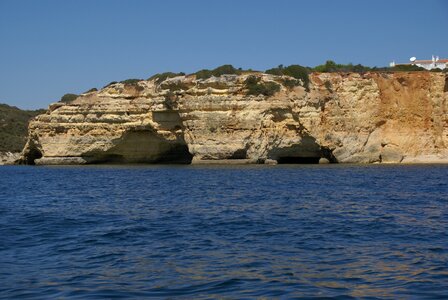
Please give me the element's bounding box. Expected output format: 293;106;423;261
21;72;448;165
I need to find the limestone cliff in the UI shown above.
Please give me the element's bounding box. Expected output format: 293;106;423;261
21;72;448;165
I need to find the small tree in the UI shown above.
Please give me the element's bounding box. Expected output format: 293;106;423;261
60;93;78;103
120;79;142;85
245;76;280;96
83;88;98;93
265;67;283;76
212;64;239;76
265;64;310;91
195;69;214;79
194;64;244;79
149;72;185;83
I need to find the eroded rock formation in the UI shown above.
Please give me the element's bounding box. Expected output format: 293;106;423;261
21;72;448;165
0;152;21;165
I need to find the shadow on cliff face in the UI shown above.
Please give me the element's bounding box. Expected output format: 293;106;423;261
87;145;192;164
85;130;193;164
277;156;321;164
268;136;337;164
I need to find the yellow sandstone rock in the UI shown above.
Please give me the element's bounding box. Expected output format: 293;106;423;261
20;72;448;164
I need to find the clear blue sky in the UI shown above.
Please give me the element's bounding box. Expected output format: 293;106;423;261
1;0;447;109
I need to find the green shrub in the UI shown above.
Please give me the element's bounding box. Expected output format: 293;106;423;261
281;78;300;89
313;60;371;73
60;93;78;103
245;75;259;86
119;79;144;91
314;60;338;72
84;88;98;93
120;79;142;85
194;69;214;80
389;65;426;71
149;72;185;83
104;81;118;88
245;76;280;96
211;64;239;76
265;66;284;76
194;64;243;79
370;65;436;72
352;64;371;73
282;65;310;91
265;64;310;91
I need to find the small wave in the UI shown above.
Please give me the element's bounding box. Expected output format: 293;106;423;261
1;165;447;299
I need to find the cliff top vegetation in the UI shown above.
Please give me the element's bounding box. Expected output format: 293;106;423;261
57;62;446;105
0;104;45;152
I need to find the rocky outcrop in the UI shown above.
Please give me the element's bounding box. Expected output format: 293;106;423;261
0;152;21;165
21;72;448;165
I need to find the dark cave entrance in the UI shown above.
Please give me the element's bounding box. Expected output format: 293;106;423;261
272;147;337;165
91;154;125;164
154;144;193;164
24;145;43;165
277;156;321;164
267;136;338;165
228;149;247;159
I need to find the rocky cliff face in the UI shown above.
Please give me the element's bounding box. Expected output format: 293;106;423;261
21;72;448;165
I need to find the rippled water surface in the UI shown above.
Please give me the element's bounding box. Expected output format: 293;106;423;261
1;164;447;299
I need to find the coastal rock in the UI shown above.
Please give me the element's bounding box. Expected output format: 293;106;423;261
20;72;448;164
0;152;21;165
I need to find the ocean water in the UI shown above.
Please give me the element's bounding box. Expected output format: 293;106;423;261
0;164;447;299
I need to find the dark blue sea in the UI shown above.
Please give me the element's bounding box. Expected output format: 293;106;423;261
0;164;447;299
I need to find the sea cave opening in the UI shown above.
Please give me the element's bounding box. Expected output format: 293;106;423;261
155;144;193;164
277;156;321;164
25;145;43;165
87;130;193;164
93;154;125;164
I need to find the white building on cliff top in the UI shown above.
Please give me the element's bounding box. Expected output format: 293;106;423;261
390;55;447;70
